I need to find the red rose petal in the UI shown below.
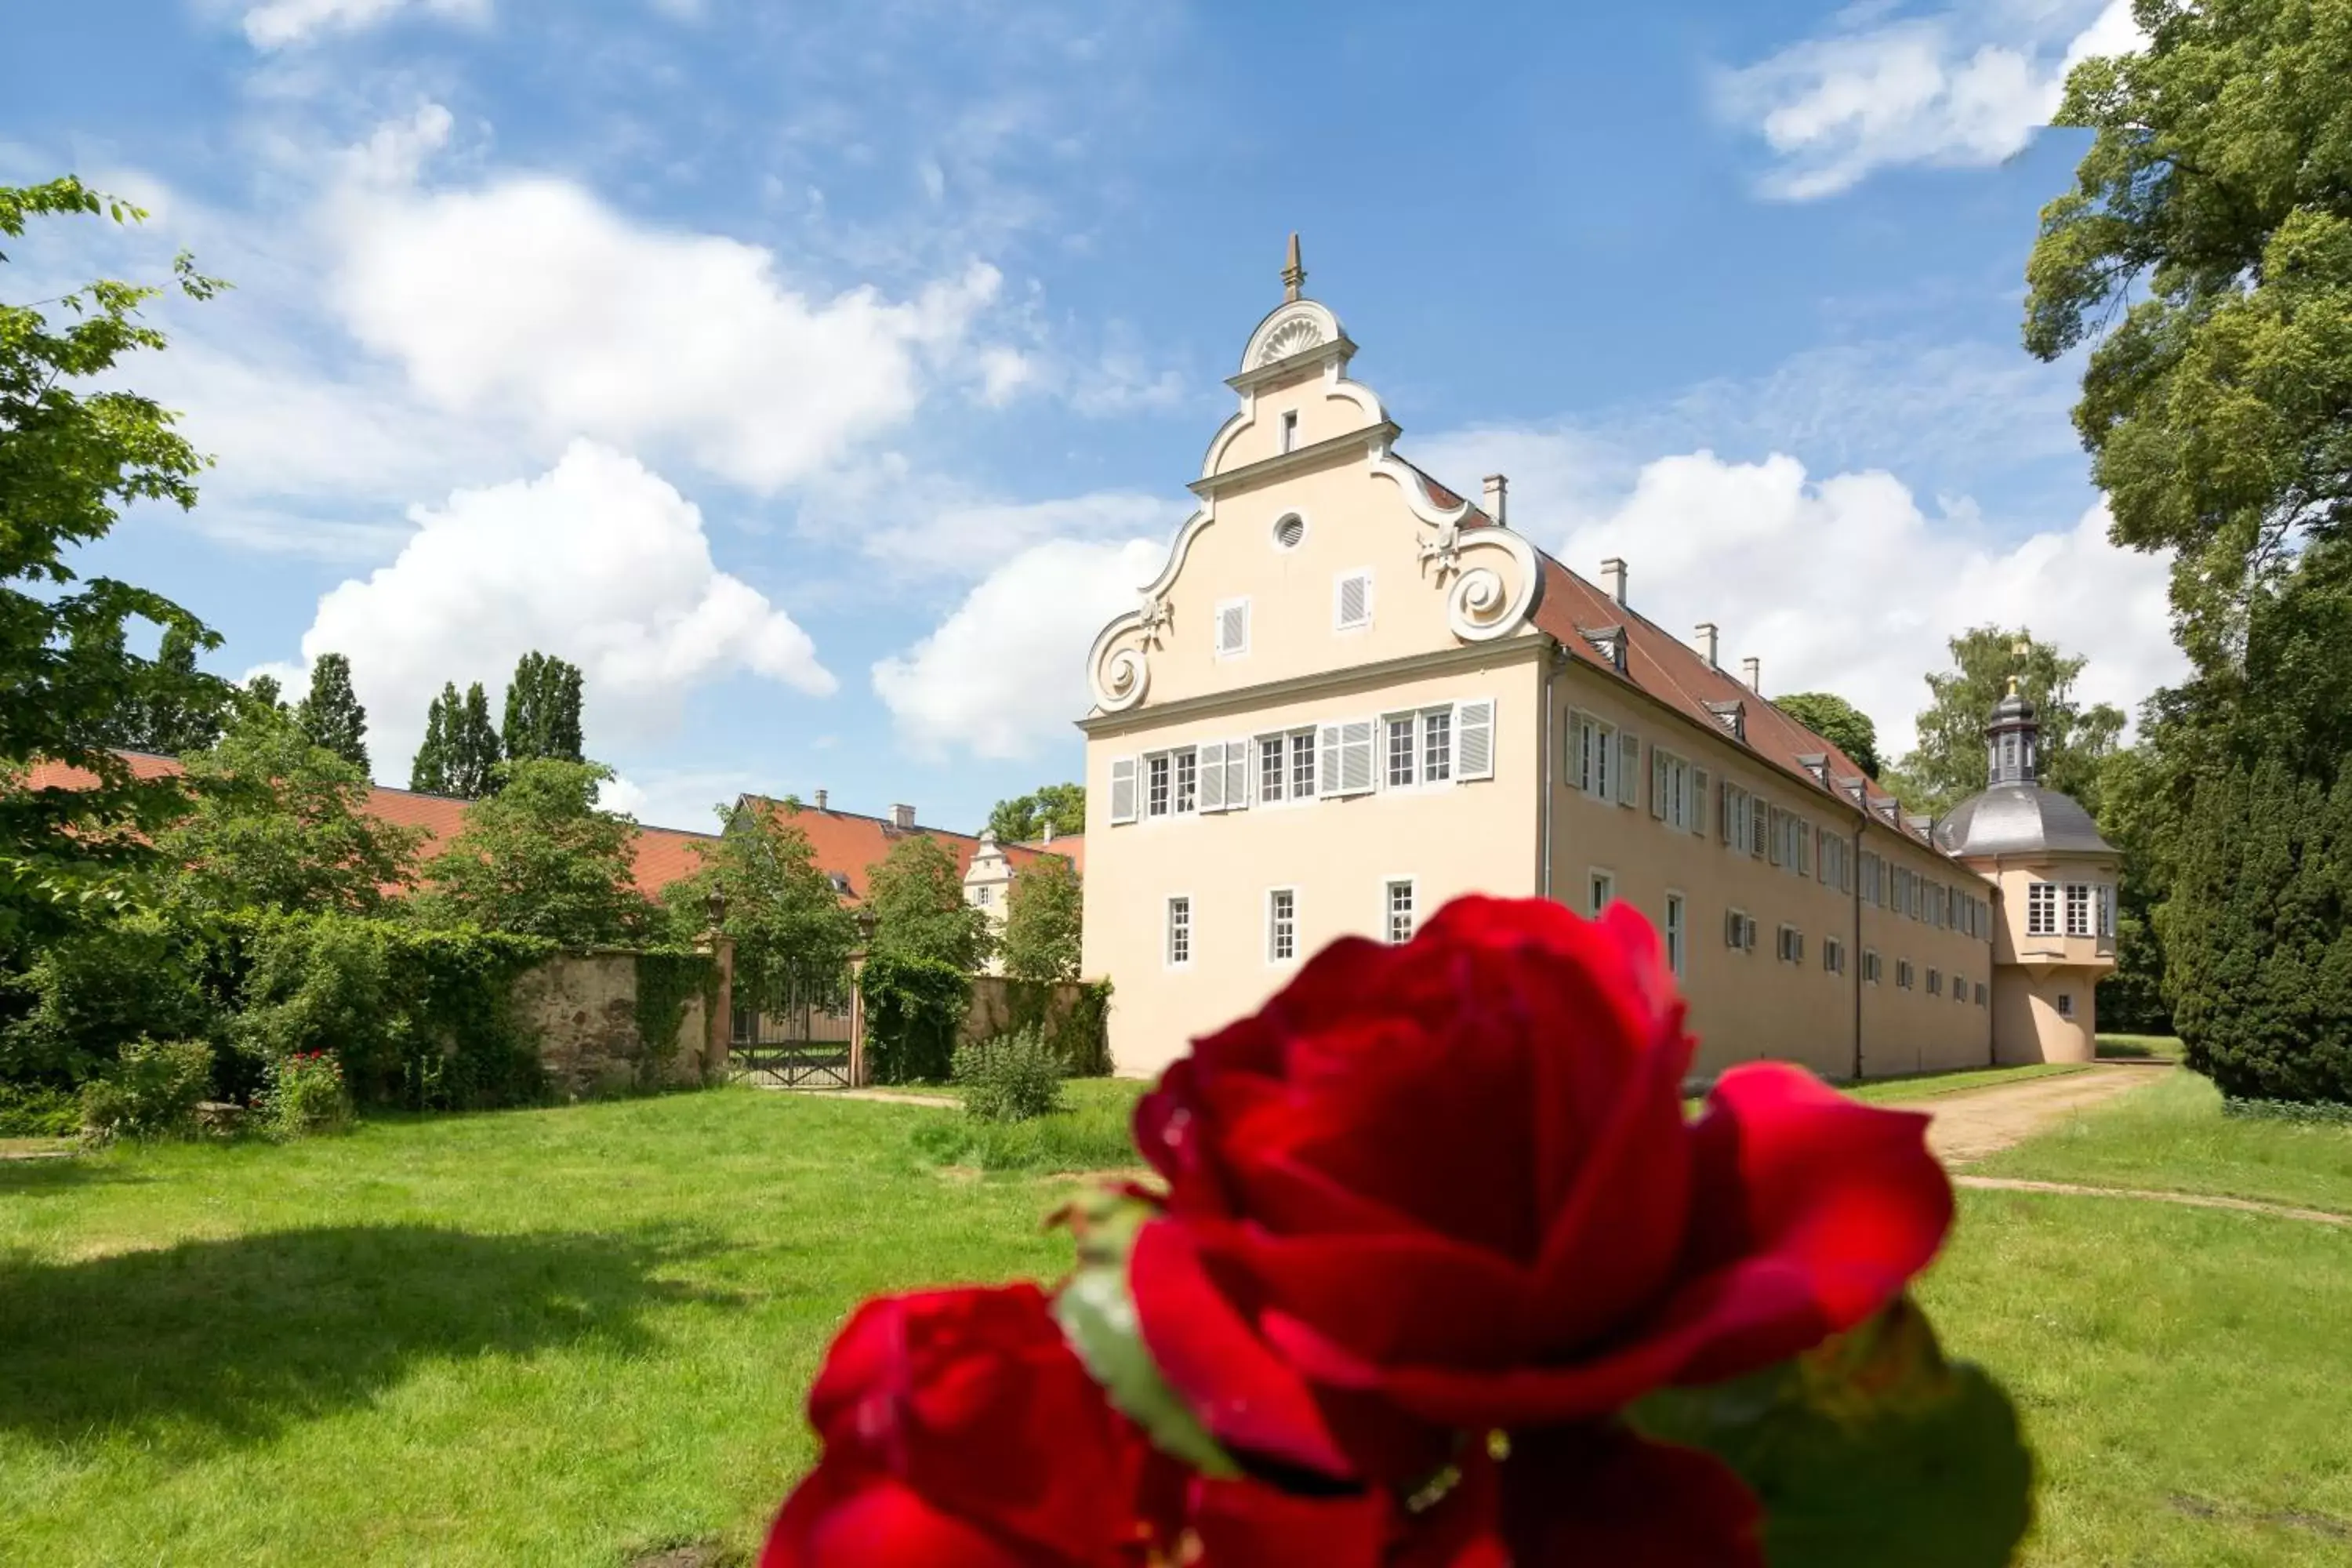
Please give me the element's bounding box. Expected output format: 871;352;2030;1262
760;1463;1038;1568
1500;1425;1764;1568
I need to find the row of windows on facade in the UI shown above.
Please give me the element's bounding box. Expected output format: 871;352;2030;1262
1165;880;1978;1009
2025;881;2117;939
1106;700;1497;823
1204;566;1379;663
1570;710;1998;936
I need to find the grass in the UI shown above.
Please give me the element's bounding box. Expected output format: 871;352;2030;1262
2098;1033;2186;1061
1969;1069;2352;1216
0;1088;1085;1568
906;1075;1149;1173
1843;1062;2091;1105
7;1068;2348;1565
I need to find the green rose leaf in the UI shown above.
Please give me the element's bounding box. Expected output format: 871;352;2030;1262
1628;1295;2033;1568
1050;1184;1240;1480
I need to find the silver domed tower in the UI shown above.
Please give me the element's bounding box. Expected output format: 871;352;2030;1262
1933;677;2120;1065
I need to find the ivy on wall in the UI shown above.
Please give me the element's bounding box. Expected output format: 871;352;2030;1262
861;952;971;1084
999;978;1113;1077
631;949;718;1088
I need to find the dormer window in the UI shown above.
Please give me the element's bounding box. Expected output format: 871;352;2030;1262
1280;410;1298;453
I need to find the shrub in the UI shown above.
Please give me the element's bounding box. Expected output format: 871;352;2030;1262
1;911;222;1087
78;1036;214;1142
860;951;969;1084
953;1028;1065;1124
260;1049;352;1138
0;1082;81;1138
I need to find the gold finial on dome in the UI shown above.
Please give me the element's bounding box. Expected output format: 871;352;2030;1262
2008;637;2031;698
1282;232;1305;302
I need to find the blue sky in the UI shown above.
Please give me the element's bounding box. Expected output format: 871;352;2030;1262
7;0;2176;833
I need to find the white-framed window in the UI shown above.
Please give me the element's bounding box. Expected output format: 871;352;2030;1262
1689;768;1711;837
1588;869;1615;917
1267;887;1297;964
1725;908;1757;953
1166;897;1192;967
1975;981;1988;1006
1824;936;1846;975
1272;513;1306;551
1927;967;1943;997
1819;833;1849;894
1897;959;1915;990
1279;409;1299;453
1109;757;1138;825
1860;850;1882;906
2065;884;2093;937
1719;782;1760;856
1864;948;1882;984
1290;729;1318;799
1385;879;1417;945
2100;884;2116;938
1214;597;1251;660
1334;569;1374;631
1617;731;1639;808
1386;713;1418;788
1422;706;1453;783
1197;739;1250;813
2027;882;2058;937
1777;924;1805;965
1258;735;1287;803
2056;991;2075;1018
1173;747;1199;815
1652;750;1696;832
1319;719;1377;797
1664;892;1686;978
1572;711;1615;799
1954;981;1968;1007
1145;753;1171;818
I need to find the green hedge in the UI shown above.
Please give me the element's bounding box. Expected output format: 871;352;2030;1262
995;978;1112;1076
859;952;969;1084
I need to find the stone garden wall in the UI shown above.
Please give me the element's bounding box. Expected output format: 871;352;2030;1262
510;949;723;1101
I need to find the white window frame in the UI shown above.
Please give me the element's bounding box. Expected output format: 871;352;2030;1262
1383;877;1417;946
2056;991;2075;1018
1257;733;1288;804
1384;710;1420;789
1171;746;1200;816
1289;728;1318;800
1421;705;1454;784
1616;731;1640;808
1279;409;1299;453
1214;597;1251;661
1726;906;1756;953
1824;935;1845;975
1266;887;1298;965
1572;711;1617;800
1588;867;1616;918
1456;699;1496;782
1109;756;1138;826
1927;967;1943;997
1864;948;1882;985
1777;924;1804;965
1897;959;1915;991
1334;568;1374;632
1664;891;1687;978
2027;881;2058;938
1652;750;1695;832
1165;895;1193;969
1145;753;1171;819
1320;718;1377;798
2065;883;2093;938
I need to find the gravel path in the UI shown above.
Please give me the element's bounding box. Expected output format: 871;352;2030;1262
1918;1064;2162;1163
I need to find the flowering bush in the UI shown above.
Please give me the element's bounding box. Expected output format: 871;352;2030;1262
760;897;2033;1566
260;1049;352;1138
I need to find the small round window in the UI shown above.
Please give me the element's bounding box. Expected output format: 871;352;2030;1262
1272;514;1306;551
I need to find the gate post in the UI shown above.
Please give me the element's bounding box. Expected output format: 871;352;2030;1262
702;931;735;1081
847;949;869;1088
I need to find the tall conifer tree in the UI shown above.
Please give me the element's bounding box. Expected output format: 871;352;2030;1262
503;652;585;764
449;681;502;797
296;652;369;773
411;684;459;793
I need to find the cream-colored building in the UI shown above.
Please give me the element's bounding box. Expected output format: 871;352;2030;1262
1077;244;2118;1081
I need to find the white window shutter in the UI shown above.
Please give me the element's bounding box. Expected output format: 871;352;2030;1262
1224;739;1250;809
1109;757;1138;825
1455;699;1494;780
1691;768;1710;836
1200;741;1227;811
1216;599;1250;658
1615;732;1638;807
1319;723;1343;797
1339;719;1377;794
1334;571;1371;630
1649;749;1668;818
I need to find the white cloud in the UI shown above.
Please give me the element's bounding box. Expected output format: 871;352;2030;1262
291;440;835;783
1471;442;2182;756
859;489;1185;580
873;536;1164;759
324;105;1010;492
242;0;488;49
600;768;754;833
1719;0;2145;198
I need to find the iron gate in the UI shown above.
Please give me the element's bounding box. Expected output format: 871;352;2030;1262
731;962;858;1088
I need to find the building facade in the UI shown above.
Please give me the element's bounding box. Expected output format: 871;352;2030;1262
1076;248;2118;1080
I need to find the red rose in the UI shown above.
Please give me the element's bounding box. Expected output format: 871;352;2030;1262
760;1284;1152;1567
1129;895;1953;1483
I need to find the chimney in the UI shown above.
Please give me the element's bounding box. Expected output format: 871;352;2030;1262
1600;557;1628;606
1741;656;1762;693
891;803;916;830
1041;822;1054;845
814;788;828;811
1482;474;1508;526
1694;622;1719;669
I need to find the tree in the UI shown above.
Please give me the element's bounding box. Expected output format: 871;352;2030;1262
1773;692;1882;779
667;799;859;1005
0;177;224;957
2093;739;2186;1035
419;757;652;947
2025;0;2352;674
503;651;585;764
244;673;285;714
124;623;230;756
2166;760;2352;1104
411;684;456;795
865;834;993;973
448;682;501;797
1886;627;2125;818
985;783;1087;844
296;652;369;773
159;706;426;915
999;853;1083;983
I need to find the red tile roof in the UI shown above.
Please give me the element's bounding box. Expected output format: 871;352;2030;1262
15;751;720;896
733;797;1074;901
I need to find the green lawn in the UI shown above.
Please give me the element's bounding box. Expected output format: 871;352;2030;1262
1843;1062;2091;1104
2098;1032;2186;1061
5;1073;2347;1566
1969;1069;2352;1216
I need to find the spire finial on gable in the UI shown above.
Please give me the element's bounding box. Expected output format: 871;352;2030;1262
1282;231;1305;302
